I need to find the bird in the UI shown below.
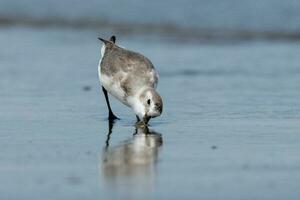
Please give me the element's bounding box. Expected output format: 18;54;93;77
98;35;163;124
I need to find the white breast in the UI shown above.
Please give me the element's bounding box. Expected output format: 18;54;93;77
102;73;125;97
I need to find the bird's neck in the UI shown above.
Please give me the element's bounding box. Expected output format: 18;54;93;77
128;86;152;119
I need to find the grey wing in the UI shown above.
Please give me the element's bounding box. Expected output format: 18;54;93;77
101;47;158;96
118;50;158;87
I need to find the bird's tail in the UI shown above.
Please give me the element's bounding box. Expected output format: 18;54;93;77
109;35;116;43
98;35;116;57
98;35;116;44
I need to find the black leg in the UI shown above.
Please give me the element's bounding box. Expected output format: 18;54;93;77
102;86;119;121
136;115;140;123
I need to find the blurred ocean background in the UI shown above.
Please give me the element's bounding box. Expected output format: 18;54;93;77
1;1;300;200
1;0;300;41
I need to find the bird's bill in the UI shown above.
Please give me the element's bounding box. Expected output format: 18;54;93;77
142;115;151;124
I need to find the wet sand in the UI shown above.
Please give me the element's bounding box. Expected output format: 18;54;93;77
1;27;300;200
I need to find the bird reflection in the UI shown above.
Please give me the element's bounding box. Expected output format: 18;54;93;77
101;120;163;193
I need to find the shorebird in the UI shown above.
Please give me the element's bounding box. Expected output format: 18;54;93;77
98;36;163;124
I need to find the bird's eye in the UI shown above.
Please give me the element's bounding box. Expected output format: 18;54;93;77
147;99;151;105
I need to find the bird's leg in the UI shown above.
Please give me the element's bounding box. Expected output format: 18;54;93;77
102;86;119;121
136;115;141;123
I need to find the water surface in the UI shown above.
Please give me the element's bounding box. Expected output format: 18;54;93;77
0;26;300;199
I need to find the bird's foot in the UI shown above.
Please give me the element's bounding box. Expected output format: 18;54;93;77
108;112;120;121
135;120;148;128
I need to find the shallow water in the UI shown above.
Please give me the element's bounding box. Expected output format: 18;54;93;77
1;27;300;200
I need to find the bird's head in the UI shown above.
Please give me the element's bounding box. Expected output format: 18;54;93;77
132;88;163;124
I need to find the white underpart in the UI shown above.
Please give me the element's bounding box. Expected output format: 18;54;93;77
127;87;147;119
100;73;128;105
98;44;106;84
